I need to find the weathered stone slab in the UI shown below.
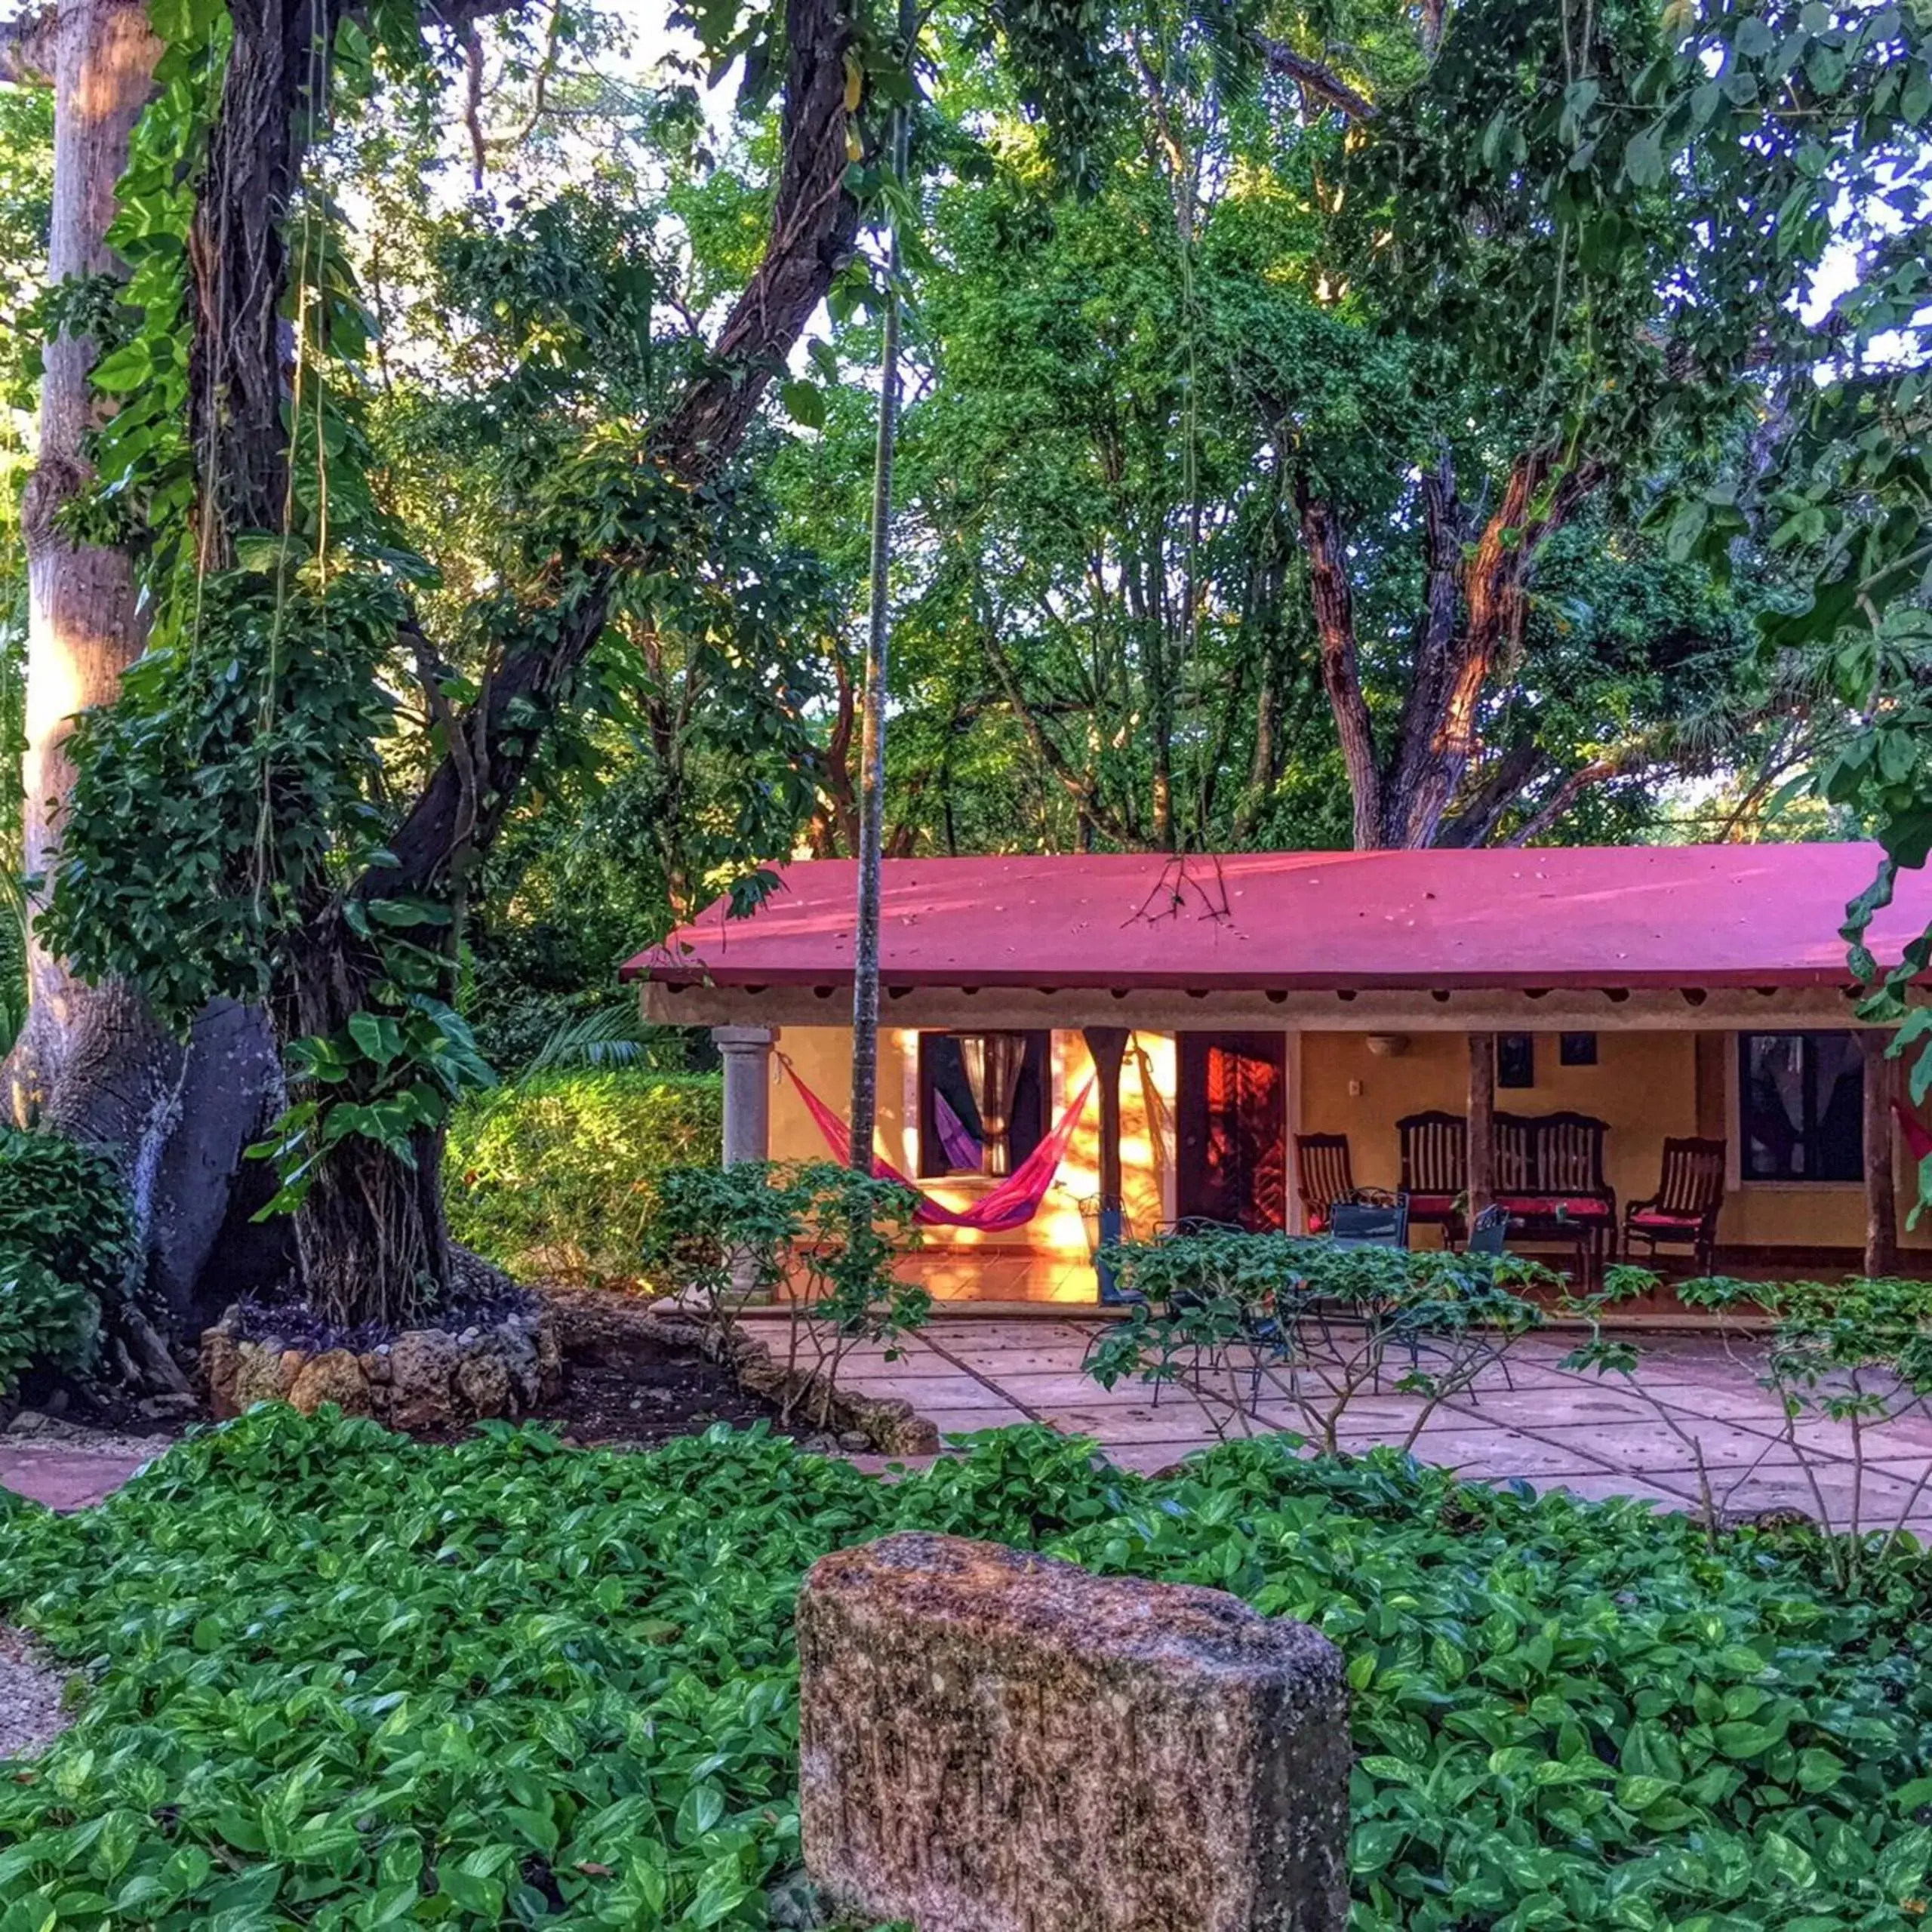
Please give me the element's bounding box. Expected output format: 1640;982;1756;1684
798;1533;1350;1932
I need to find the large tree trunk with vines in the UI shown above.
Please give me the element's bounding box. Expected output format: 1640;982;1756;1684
5;0;285;1335
174;0;861;1324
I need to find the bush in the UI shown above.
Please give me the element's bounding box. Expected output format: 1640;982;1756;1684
444;1069;722;1285
645;1161;928;1424
0;1130;136;1391
2;1413;1930;1927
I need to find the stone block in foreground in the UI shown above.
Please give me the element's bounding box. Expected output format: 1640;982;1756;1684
797;1533;1350;1932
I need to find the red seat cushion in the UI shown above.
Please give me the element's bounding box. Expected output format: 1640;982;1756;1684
1407;1193;1459;1220
1499;1195;1614;1223
1629;1208;1704;1233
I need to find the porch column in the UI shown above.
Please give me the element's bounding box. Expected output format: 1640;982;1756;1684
715;1025;775;1167
1467;1032;1496;1220
1083;1026;1131;1303
1863;1029;1900;1277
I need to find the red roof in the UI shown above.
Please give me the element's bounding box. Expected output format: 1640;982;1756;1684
623;844;1924;992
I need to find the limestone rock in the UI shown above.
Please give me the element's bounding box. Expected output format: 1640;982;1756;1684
798;1533;1349;1932
232;1343;299;1412
388;1329;462;1430
202;1329;245;1419
534;1316;565;1402
289;1349;372;1418
454;1343;514;1419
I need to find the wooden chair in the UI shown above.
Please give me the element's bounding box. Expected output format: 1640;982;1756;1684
1294;1134;1377;1233
1624;1138;1727;1273
1397;1111;1466;1241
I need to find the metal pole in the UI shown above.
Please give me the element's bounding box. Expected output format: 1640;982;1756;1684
848;17;913;1171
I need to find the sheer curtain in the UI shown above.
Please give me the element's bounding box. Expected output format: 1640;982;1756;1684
961;1034;1028;1176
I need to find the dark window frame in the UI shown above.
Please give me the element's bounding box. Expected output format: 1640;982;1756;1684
916;1031;1051;1180
1737;1031;1864;1184
1496;1033;1536;1090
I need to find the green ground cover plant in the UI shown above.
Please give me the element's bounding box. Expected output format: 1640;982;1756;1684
445;1072;721;1287
0;1131;137;1394
2;1411;1930;1930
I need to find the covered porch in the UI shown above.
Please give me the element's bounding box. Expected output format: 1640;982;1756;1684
626;846;1932;1302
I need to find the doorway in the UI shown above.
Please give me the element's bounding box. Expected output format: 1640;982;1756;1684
1176;1032;1287;1230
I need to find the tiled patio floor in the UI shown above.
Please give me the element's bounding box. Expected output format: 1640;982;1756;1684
790;1315;1932;1532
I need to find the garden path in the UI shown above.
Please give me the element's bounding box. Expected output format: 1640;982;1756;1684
801;1315;1932;1533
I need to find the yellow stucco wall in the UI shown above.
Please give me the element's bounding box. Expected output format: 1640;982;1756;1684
761;1023;1915;1300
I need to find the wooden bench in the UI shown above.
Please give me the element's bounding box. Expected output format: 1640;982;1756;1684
1494;1111;1614;1272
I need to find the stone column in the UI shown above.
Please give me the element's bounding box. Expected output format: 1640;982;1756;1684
799;1533;1351;1932
715;1025;775;1168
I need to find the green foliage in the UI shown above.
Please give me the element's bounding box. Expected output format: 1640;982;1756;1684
0;1131;137;1390
1562;1267;1932;1586
4;1410;1932;1927
445;1070;722;1286
41;571;402;1024
645;1161;930;1423
1086;1229;1549;1451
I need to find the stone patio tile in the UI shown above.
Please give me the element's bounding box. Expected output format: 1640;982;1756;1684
992;1371;1174;1409
923;1321;1091;1348
1383;1429;1617;1479
1447;1384;1663;1429
826;1346;972;1378
1643;1383;1795;1426
833;1370;1018;1410
922;1406;1036;1438
0;1448;149;1511
1037;1402;1241;1445
1706;1461;1929;1531
932;1342;1098;1377
1525;1419;1807;1473
1248;1395;1429;1436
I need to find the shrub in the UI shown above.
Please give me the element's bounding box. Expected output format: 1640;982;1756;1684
1;1413;1930;1927
1087;1229;1550;1451
0;1130;136;1391
444;1069;721;1285
646;1161;928;1424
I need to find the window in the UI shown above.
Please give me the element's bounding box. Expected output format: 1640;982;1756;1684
918;1032;1051;1179
1496;1033;1535;1089
1559;1032;1598;1067
1739;1032;1863;1182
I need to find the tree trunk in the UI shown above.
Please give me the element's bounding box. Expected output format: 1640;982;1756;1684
255;0;858;1316
1863;1029;1900;1278
5;0;285;1334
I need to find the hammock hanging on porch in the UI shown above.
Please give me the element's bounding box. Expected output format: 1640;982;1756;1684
778;1055;1095;1230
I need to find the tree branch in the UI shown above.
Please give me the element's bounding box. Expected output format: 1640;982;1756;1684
1251;32;1376;121
0;6;56;83
365;0;860;902
1294;478;1383;850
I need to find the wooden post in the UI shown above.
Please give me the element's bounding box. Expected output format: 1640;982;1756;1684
1467;1032;1496;1220
1863;1029;1900;1278
1083;1027;1131;1302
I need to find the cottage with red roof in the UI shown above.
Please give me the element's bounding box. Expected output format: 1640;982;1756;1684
625;844;1932;1301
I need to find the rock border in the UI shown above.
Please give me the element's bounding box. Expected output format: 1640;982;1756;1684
541;1289;941;1457
201;1305;564;1429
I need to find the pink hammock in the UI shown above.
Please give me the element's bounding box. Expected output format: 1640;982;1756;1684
780;1057;1095;1230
